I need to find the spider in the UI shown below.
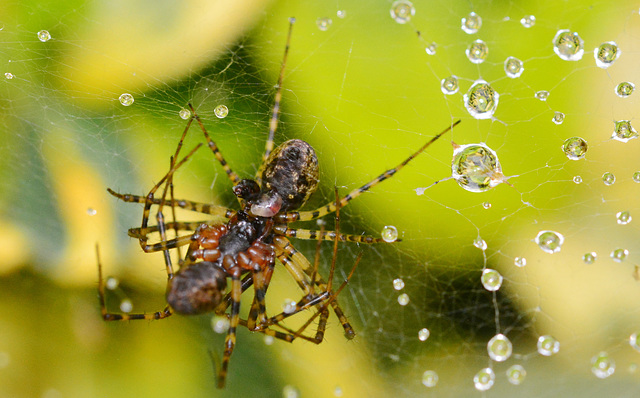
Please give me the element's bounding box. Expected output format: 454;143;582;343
100;17;461;388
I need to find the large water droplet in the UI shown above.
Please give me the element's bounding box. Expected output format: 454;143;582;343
615;82;634;98
392;278;405;290
562;137;588;160
591;352;615;379
461;12;482;34
616;211;632;225
37;30;51;42
316;17;332;31
487;334;512;362
583;252;597;264
553;29;584;61
610;248;628;263
119;93;134;106
211;315;230;333
466;39;489;64
594;41;621;69
537;335;560;356
464;80;499;119
552;112;565;125
418;328;430;341
520;15;536;28
506;364;526;385
504;56;524;78
481;269;503;291
179;108;191;120
602;172;616;186
473;367;495;391
422;370;438;387
214;104;229;118
397;293;410;306
382;225;399;242
612;120;638;142
451;143;507;192
535;230;564;254
390;0;415;24
441;75;459;95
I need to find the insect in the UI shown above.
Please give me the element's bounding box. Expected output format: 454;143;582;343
100;17;461;388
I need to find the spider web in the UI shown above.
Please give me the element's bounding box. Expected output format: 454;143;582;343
1;0;640;397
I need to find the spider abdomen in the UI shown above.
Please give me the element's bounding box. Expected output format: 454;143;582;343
166;261;227;315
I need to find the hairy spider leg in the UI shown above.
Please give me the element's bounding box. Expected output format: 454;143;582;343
276;120;462;224
273;225;386;244
255;17;296;186
217;267;242;389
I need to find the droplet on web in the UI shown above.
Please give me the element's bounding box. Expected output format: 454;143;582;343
418;328;430;341
390;0;415;24
316;17;332;31
514;257;527;267
583;252;597;264
591;352;615;379
466;39;489;64
504;56;524;78
537;335;560;356
561;137;588;160
553;29;584;61
520;15;536;28
506;365;527;385
397;293;410;306
615;81;634;98
421;370;438;388
463;80;499;119
392;278;405;290
441;75;459;95
119;93;134;106
487;334;512;362
612;120;638;142
616;211;631;225
610;248;628;263
461;12;482;34
451;143;507;192
481;269;503;291
602;172;615;186
473;367;495;391
535;230;564;254
179;108;191;120
381;225;398;242
552;111;565;125
37;30;51;42
594;41;620;69
535;90;550;101
214;104;229;118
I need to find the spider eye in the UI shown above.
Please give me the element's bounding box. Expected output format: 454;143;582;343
166;261;227;315
233;179;260;200
250;192;283;217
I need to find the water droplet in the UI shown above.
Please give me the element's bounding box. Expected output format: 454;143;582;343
535;90;550;101
481;269;503;291
504;56;524;78
466;39;489;64
214;104;229;118
37;30;51;42
573;175;582;184
535;230;564;254
506;364;526;385
418;328;430;341
105;277;119;290
440;75;459;95
461;12;482;34
390;0;415;24
615;82;634;98
316;17;332;31
119;299;133;313
610;248;629;263
482;202;491;209
553;29;584;61
629;332;640;352
425;42;437;55
119;93;134;106
602;172;616;186
594;41;621;69
552;112;565;125
562;137;588;160
633;172;640;183
591;352;615;379
514;257;527;267
612;120;638;142
337;10;346;19
537;335;560;356
520;15;536;28
179;108;191;120
392;278;405;290
333;385;343;397
211;315;230;333
4;72;13;79
487;334;512;362
263;335;274;345
86;208;97;216
473;367;495;391
283;385;300;398
398;293;410;306
473;237;487;250
282;298;297;314
381;225;399;242
583;252;597;264
451;142;507;191
421;370;438;388
463;80;499;119
616;211;632;225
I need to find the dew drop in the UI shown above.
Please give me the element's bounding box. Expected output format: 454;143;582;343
583;252;597;264
562;137;588;160
552;111;565;125
105;277;119;290
398;293;410;306
333;386;343;397
481;269;503;292
520;15;536;28
337;10;346;19
390;0;415;24
4;72;13;79
440;75;459;95
119;299;133;313
487;334;512;362
214;104;229;118
616;211;632;225
506;364;527;385
463;80;499;119
615;82;634;98
473;237;487;250
86;208;97;216
381;225;399;242
537;335;560;356
602;172;616;186
461;12;482;34
37;30;51;42
211;315;230;333
418;328;430;341
179;108;191;120
612;120;638;142
610;248;628;263
421;370;438;388
552;29;584;61
504;56;524;78
482;201;491;209
392;278;405;290
535;230;564;254
591;352;615;379
573;175;582;184
283;385;300;398
473;367;495;391
594;41;620;69
630;332;640;352
316;17;332;31
535;90;550;101
425;42;437;55
633;171;640;183
119;93;134;106
465;39;489;64
282;298;297;314
514;257;527;267
451;143;507;192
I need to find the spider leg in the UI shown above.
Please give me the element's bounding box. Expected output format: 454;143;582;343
274;225;385;244
276;120;461;223
217;268;242;389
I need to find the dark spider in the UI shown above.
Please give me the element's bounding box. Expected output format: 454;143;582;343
99;17;460;388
